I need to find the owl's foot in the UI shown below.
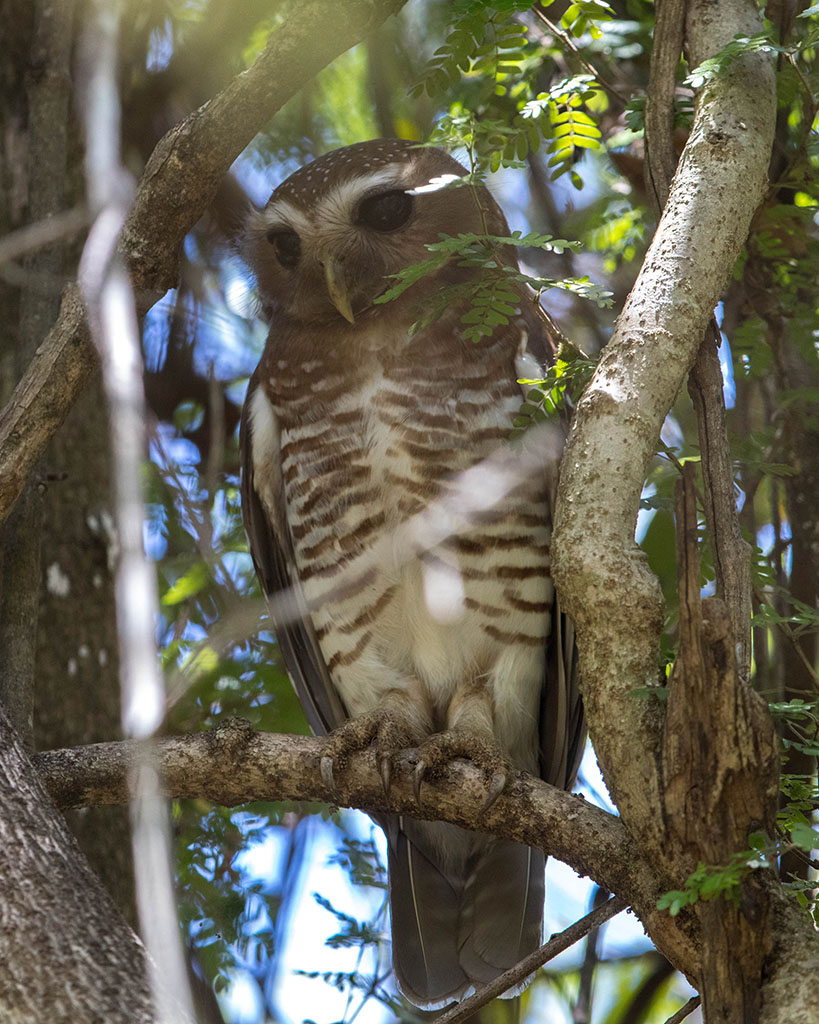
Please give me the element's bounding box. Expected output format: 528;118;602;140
412;730;511;811
319;706;422;798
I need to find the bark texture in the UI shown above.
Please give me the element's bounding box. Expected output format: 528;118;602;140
688;328;754;683
31;722;819;1021
548;0;806;1019
0;705;157;1024
552;0;776;855
662;468;779;1023
35;376;136;925
33;719;698;977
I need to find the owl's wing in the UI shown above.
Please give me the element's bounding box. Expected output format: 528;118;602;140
514;298;587;791
240;373;348;736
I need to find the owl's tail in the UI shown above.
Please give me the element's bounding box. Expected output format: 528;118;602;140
386;817;545;1010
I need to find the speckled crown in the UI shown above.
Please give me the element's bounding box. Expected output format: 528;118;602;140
269;139;427;206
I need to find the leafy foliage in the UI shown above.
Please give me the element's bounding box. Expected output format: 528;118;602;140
657;835;772;917
118;0;819;1019
376;225;609;342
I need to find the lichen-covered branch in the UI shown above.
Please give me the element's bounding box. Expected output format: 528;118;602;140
551;0;776;859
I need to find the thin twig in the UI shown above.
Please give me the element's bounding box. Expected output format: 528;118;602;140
531;7;630;108
663;994;701;1024
572;887;610;1022
754;584;819;691
434;896;628;1024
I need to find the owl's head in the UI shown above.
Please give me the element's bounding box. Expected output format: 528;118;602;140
246;140;510;327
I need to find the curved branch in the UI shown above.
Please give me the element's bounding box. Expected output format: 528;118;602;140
33;723;699;978
0;0;408;525
551;0;776;858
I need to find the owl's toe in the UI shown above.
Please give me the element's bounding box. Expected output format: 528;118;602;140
482;770;507;811
412;729;511;808
319;706;422;798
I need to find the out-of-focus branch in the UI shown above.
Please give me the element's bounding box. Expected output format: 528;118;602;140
0;0;408;526
0;206;88;265
76;4;194;1021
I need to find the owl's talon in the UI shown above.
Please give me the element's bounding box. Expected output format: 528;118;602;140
482;771;507;812
413;761;426;803
320;755;336;793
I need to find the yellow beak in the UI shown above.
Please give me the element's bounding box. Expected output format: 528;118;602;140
323;258;355;324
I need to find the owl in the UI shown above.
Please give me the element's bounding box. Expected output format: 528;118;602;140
240;139;585;1009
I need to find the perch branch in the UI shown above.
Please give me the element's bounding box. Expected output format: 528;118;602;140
32;722;699;979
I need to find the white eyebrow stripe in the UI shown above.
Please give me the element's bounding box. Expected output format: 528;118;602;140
260;200;312;234
315;166;407;223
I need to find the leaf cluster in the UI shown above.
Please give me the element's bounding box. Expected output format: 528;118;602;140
658;835;772;917
375;227;608;343
512;346;598;438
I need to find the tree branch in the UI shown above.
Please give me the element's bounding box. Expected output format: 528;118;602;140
643;0;686;213
435;895;628;1024
688;325;754;682
0;0;408;526
551;0;776;861
32;721;699;979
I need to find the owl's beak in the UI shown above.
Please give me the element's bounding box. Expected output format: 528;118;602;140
322;258;355;324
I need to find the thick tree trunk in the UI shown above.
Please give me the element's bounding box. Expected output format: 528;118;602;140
35;377;137;925
0;705;157;1024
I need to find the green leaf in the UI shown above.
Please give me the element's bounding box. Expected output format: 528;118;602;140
790;823;819;851
162;562;210;606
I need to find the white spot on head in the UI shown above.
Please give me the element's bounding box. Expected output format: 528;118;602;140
46;562;71;597
92;572;103;589
67;658;78;677
78;644;90;658
98;649;108;667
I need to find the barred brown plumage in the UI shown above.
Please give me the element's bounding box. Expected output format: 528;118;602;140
240;139;586;1010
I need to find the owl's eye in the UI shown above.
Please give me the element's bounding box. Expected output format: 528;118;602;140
356;190;413;232
266;229;301;269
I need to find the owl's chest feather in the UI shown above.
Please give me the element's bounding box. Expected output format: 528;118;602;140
271;351;521;555
261;328;551;740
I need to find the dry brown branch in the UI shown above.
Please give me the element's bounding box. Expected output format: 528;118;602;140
664;996;701;1024
662;466;778;1023
643;0;686;212
434;896;628;1024
689;325;754;681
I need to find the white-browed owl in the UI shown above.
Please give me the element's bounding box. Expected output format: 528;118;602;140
240;139;585;1009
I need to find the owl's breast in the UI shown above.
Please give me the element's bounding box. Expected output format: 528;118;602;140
269;340;552;746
